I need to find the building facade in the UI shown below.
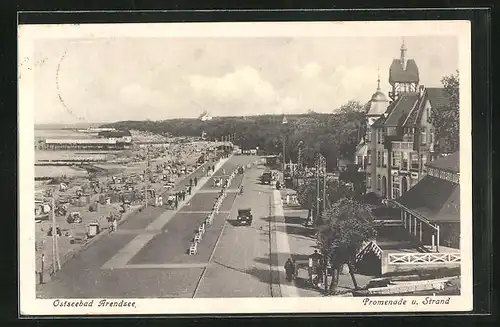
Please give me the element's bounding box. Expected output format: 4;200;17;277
355;41;449;199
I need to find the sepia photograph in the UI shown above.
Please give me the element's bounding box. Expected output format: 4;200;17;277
18;20;472;315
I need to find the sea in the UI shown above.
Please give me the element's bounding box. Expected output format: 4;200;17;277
34;127;123;179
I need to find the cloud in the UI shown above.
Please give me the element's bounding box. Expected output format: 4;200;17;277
188;66;276;101
299;62;322;79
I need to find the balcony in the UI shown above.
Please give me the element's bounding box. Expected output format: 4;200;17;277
392;142;414;150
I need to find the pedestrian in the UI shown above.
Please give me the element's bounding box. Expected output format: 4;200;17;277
112;217;118;233
189;178;193;187
194;177;198;186
285;258;294;282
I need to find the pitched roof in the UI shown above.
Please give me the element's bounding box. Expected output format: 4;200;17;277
371;116;386;128
389;59;419;84
426;151;460;173
397;175;460;222
426;87;450;108
383;94;419;127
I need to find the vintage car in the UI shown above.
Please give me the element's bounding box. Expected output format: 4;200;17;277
236;208;253;225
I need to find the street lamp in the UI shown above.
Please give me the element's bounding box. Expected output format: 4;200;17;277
282;115;288;173
315;153;327;225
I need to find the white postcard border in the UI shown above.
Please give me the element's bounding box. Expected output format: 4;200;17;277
18;20;473;315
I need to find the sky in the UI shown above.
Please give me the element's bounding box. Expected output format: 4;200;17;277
33;35;458;124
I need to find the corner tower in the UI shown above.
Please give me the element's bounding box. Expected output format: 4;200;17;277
388;39;419;101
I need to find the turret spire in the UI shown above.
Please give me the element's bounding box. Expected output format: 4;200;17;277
400;37;407;70
377;65;381;90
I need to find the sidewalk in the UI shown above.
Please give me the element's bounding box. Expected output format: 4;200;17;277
271;189;373;297
37;156;232;284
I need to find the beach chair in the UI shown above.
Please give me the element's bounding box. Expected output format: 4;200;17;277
70;231;87;244
198;224;205;235
194;233;202;243
189;242;198;255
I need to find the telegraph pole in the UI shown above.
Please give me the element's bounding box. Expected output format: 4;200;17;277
322;156;327;213
145;146;150;208
51;197;61;272
316;157;320;225
282;115;288;173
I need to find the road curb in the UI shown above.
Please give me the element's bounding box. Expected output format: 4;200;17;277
269;193;282;297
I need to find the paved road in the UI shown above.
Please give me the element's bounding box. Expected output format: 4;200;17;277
194;164;274;298
37;155;265;298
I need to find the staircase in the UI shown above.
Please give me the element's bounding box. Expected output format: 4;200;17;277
356;224;432;275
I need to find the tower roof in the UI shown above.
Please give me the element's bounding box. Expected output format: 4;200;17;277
367;68;389;116
389;59;419;83
389;40;419;84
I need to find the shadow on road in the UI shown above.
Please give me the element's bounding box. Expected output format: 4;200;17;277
284;216;305;225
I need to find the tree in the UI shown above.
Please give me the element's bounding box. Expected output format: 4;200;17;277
297;178;354;225
336;100;366;115
316;198;376;294
296;178;317;221
430;70;459;154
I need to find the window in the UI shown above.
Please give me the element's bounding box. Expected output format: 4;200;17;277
377;175;381;191
376;151;381;167
387;127;397;136
421;154;427;173
401;152;409;170
357;156;363;166
367;174;372;188
392;176;400;199
392;151;401;168
430;128;435;143
383;151;388;167
367;150;371;165
403;128;415;142
411;153;419;170
377;129;385;144
421;127;427;145
367;130;372;142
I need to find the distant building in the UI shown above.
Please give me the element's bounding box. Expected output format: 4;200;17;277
97;130;133;144
355;40;449;200
41;138;130;150
199;111;213;121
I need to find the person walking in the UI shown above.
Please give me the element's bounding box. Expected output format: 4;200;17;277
285;258;294;282
292;259;298;280
194;177;198;186
112;217;118;233
189;178;193;187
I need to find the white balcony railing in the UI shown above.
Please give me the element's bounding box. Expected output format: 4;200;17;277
388;252;461;265
393;142;414;150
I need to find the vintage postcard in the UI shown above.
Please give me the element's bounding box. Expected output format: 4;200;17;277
18;20;472;315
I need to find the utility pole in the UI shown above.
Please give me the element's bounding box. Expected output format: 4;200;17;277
282;115;288;174
145;146;150;208
316;157;320;225
51;197;60;272
322;156;327;214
